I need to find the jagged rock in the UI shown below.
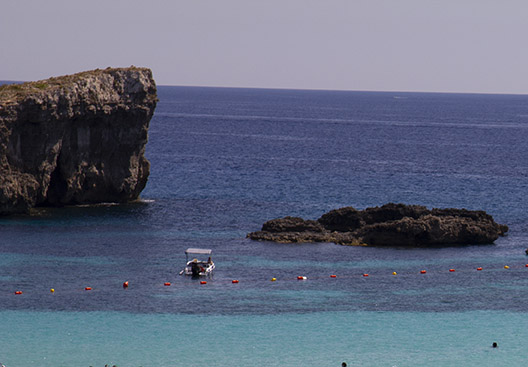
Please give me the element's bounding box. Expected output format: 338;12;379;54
318;207;364;232
317;203;431;232
249;216;332;244
248;203;508;247
362;203;429;224
0;67;157;215
262;216;324;233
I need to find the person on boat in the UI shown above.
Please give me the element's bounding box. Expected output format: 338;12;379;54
191;261;201;276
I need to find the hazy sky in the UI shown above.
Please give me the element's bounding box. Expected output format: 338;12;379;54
2;0;528;94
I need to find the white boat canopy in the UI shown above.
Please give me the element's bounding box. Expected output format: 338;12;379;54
185;248;212;255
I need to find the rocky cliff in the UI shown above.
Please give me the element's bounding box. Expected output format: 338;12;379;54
248;203;508;246
0;67;157;215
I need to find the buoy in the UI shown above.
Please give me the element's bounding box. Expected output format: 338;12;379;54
330;275;337;278
164;282;171;286
504;265;510;269
525;264;528;268
297;276;307;280
477;267;483;271
85;287;92;291
14;291;22;295
420;270;427;274
271;278;277;282
123;281;129;288
232;280;239;284
200;281;207;285
392;272;397;275
50;288;55;293
363;273;369;277
449;269;455;272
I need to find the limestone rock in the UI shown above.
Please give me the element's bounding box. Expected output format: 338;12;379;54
248;203;508;247
262;216;325;233
0;67;157;215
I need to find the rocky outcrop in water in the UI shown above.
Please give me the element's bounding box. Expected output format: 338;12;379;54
248;203;508;246
0;67;157;215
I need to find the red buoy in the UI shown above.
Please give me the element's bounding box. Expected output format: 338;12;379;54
164;282;171;286
449;269;455;272
420;270;427;274
85;287;92;291
200;281;207;285
330;275;337;278
123;281;129;288
363;273;369;277
477;267;483;271
14;291;22;295
232;280;239;284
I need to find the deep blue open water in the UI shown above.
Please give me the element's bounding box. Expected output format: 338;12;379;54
1;86;528;366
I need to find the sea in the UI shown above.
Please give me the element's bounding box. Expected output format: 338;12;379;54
1;85;528;366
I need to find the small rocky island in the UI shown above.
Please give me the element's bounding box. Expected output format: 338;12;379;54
248;203;508;246
0;67;157;215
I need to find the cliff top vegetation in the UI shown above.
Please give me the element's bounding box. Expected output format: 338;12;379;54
0;66;148;104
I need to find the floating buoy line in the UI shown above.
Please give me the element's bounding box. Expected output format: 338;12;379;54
8;263;528;295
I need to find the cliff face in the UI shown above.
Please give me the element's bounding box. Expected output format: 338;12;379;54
0;67;157;215
248;203;509;247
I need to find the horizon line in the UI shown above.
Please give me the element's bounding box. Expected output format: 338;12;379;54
157;83;528;97
2;79;527;97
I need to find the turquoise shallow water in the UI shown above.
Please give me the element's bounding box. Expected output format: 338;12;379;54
2;87;528;366
0;310;524;366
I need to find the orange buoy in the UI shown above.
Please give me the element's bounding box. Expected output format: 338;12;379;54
271;278;277;282
14;291;22;295
164;282;171;286
449;269;455;272
330;275;337;278
123;281;129;288
477;267;483;271
200;281;207;285
232;280;239;284
85;287;92;291
420;270;427;274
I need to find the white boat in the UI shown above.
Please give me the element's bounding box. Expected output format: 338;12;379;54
179;248;215;276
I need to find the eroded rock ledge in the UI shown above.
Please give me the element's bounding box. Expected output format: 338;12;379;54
0;67;157;215
247;203;508;246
